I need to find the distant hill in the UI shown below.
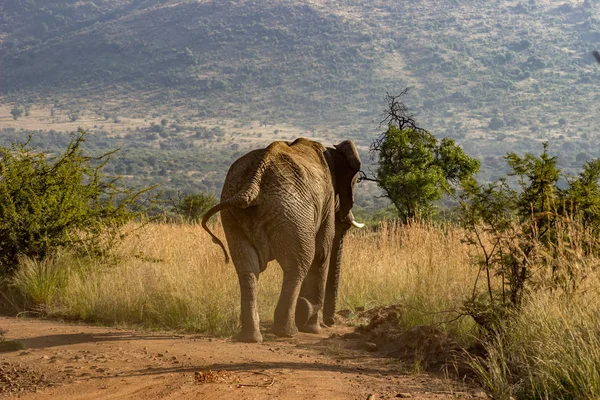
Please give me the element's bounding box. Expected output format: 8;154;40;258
2;0;600;186
1;0;393;129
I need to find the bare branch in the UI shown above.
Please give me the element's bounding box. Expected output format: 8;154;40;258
358;170;380;184
370;89;425;153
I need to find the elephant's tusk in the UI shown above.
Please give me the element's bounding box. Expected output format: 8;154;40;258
350;220;365;229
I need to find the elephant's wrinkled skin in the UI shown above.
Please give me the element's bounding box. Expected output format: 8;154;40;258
202;138;362;342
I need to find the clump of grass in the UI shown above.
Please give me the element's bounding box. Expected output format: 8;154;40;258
470;289;600;399
10;252;70;308
341;220;477;342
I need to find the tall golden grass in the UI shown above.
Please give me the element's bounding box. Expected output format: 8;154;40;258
340;220;477;339
7;220;478;337
467;217;600;400
470;290;600;399
6;219;600;398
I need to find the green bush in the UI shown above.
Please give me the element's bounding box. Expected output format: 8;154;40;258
369;91;479;222
460;143;600;326
459;144;600;398
10;105;23;120
0;129;153;276
172;192;216;222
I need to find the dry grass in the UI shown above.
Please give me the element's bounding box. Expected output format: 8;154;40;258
467;218;600;400
6;218;600;398
341;220;477;339
470;288;600;399
7;220;477;338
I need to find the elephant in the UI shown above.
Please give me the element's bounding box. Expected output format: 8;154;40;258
202;138;363;343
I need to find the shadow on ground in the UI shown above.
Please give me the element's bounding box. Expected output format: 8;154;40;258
16;331;186;350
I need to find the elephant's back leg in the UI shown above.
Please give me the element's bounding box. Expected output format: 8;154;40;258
222;212;265;343
297;215;335;333
269;226;316;338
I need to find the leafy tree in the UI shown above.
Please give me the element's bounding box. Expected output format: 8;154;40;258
172;192;216;222
0;129;154;276
459;179;516;330
10;105;23;120
563;159;600;229
488;117;505;130
459;144;600;331
575;152;590;164
461;146;562;314
506;142;559;223
367;91;479;221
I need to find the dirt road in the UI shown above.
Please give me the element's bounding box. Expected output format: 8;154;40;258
0;317;484;399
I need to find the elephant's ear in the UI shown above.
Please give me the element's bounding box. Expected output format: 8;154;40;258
333;140;361;173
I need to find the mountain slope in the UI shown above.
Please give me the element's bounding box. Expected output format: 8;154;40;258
1;0;393;128
2;0;600;182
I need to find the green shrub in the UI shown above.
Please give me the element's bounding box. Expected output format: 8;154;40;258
369;91;479;222
10;105;23;120
172;192;216;222
459;144;600;330
457;144;600;398
0;129;153;276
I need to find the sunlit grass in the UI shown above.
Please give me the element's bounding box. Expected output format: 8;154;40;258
470;290;600;400
6;220;477;339
341;220;477;341
6;218;600;398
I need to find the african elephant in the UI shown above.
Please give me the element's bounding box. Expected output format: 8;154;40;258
202;138;363;343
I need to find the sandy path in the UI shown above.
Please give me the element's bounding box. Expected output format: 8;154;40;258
0;317;484;399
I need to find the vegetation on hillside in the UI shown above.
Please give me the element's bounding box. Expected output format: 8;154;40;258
2;0;600;184
0;126;388;214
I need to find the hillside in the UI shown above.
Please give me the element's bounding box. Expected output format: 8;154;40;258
2;0;600;204
1;0;392;129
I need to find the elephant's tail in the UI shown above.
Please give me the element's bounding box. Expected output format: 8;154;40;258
202;202;232;264
202;182;262;264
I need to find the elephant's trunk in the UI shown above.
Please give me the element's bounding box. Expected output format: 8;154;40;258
323;210;363;326
323;221;348;326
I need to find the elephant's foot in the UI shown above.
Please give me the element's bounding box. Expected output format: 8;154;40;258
322;315;335;327
294;297;314;329
299;315;321;334
271;322;298;338
236;329;263;343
